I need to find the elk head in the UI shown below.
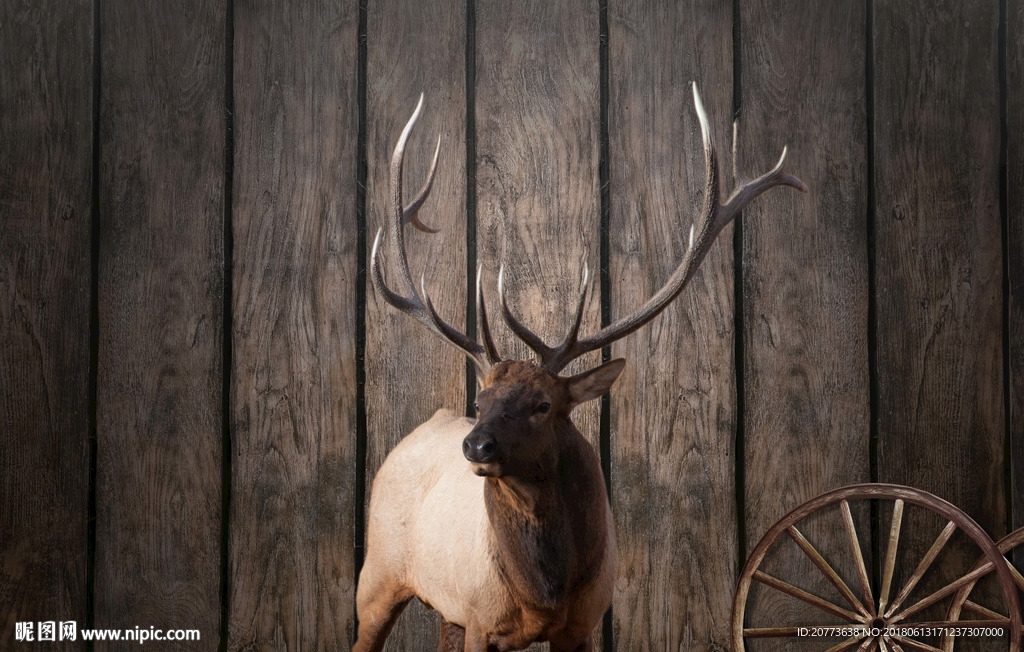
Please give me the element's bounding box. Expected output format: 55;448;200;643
371;87;807;470
462;358;625;479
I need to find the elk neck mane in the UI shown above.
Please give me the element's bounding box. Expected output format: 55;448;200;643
482;423;609;614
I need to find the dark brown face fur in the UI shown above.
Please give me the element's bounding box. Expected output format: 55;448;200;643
463;361;567;479
462;358;626;480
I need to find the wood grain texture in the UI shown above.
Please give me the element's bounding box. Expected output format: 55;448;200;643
0;1;92;647
873;1;1006;630
1008;0;1024;569
873;0;1004;532
605;1;736;650
95;0;223;645
6;0;1024;647
740;1;870;647
475;1;600;648
229;0;359;648
475;0;601;434
364;0;467;649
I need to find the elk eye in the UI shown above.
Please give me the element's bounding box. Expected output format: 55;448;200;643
473;402;480;413
536;402;550;414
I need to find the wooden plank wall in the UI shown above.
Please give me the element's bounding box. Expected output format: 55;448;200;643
95;0;225;641
365;0;467;648
740;2;870;651
606;1;736;650
1;1;1022;651
1011;0;1024;570
873;0;1006;612
0;2;92;648
230;0;358;649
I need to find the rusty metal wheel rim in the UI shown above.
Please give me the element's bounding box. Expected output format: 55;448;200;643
942;527;1024;651
731;483;1022;652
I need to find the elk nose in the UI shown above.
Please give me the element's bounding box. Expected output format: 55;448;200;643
463;433;498;463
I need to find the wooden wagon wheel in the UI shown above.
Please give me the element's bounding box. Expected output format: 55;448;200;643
732;484;1022;652
942;527;1024;652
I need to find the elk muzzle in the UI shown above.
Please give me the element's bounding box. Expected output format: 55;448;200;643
463;427;501;475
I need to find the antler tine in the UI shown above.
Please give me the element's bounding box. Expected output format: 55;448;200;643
497;265;554;359
537;82;807;373
476;265;502;364
371;228;416;312
372;95;492;371
402;134;441;233
496;260;593;372
419;275;486;367
386;92;425;300
714;144;808;232
558;262;590;356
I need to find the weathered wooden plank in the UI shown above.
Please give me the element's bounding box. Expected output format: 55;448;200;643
740;0;870;646
95;0;224;644
364;0;467;649
230;0;359;648
1008;0;1024;566
476;1;600;648
873;0;1005;628
605;1;736;650
0;1;92;647
475;0;601;435
873;0;1003;535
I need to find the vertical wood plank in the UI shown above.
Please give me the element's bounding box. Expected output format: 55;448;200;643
741;0;870;645
873;0;1004;533
364;0;467;649
95;0;224;644
606;1;736;650
1008;0;1024;559
873;0;1006;628
476;1;600;648
230;0;359;648
0;1;92;647
475;0;601;440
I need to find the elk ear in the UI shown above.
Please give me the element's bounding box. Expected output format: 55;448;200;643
567;358;626;408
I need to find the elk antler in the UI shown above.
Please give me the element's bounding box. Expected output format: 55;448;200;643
500;83;809;373
370;94;501;372
373;87;807;377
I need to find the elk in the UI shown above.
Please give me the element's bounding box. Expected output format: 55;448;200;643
355;85;807;652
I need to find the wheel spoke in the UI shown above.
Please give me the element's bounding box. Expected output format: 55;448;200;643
884;520;957;617
856;636;878;652
879;499;904;614
890;561;995;623
841;500;875;615
878;635;892;652
947;553;1024;597
962;600;1009;622
889;639;906;652
1009;560;1024;592
754;570;863;622
891;635;943;652
788;525;871;617
824;635;869;652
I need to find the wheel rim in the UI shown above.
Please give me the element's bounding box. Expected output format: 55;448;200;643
731;484;1021;652
943;527;1024;651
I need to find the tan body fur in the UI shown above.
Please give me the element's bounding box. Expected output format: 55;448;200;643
355;396;616;652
